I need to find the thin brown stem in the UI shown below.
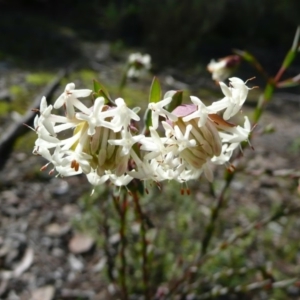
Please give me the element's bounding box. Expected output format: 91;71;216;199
201;171;234;256
132;190;150;300
112;192;129;300
165;205;300;297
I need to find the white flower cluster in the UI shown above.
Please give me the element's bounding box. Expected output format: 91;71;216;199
127;53;151;78
207;55;241;82
32;78;251;188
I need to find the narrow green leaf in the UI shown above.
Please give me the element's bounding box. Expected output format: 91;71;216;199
291;26;300;51
149;77;162;104
233;49;258;64
233;49;267;78
93;79;112;104
93;80;102;94
281;50;297;70
144;108;152;130
144;77;162;130
96;89;111;104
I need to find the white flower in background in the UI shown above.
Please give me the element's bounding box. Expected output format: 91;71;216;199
127;52;151;78
32;77;251;188
207;55;241;82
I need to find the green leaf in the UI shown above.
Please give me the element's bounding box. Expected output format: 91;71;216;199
93;79;102;94
281;49;297;70
233;49;256;64
93;79;112;104
144;108;152;130
95;89;112;104
275;27;300;80
166;90;183;112
149;77;162;104
233;49;267;77
144;77;162;130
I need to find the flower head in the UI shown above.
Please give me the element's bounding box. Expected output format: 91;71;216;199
207;55;241;82
208;77;250;120
32;77;251;189
127;53;151;78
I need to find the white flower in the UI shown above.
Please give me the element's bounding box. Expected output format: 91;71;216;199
38;146;64;171
76;97;106;136
60;150;92;175
108;173;133;187
34;124;60;147
37;97;56;136
207;55;240;82
54;83;92;118
128;152;156;181
211;144;233;165
166;124;196;153
100;98;140;132
108;129;144;156
148;97;178;129
182;96;211;127
218;116;251;143
140;127;171;160
208;77;250;120
87;170;109;186
127;53;151;78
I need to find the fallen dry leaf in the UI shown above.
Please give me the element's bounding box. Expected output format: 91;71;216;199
68;233;95;254
31;285;55;300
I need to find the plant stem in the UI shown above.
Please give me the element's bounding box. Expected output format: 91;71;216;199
201;171;234;256
132;190;150;300
165;205;300;297
102;215;116;284
197;278;299;299
112;192;129;300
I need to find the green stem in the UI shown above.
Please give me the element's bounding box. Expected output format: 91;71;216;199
253;81;275;124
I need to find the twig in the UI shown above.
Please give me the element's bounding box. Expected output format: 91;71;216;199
197;278;299;299
165;205;300;297
0;69;68;170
